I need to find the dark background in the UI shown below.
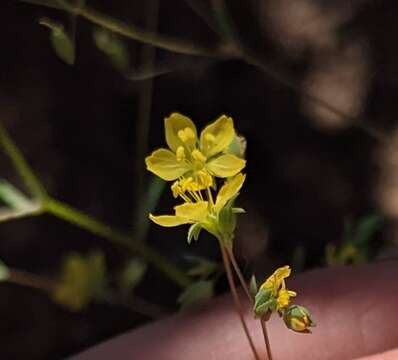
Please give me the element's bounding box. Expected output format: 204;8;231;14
1;0;397;358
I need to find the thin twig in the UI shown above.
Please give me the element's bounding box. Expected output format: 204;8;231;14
134;0;159;234
54;0;216;57
0;123;48;199
226;246;252;302
219;243;260;360
184;0;221;35
44;198;192;288
260;318;273;360
8;269;54;292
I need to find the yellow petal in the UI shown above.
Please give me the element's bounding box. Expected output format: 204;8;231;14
200;115;235;157
165;113;197;152
214;173;246;213
175;201;209;222
145;148;190;181
206;154;246;178
260;265;292;291
149;214;189;227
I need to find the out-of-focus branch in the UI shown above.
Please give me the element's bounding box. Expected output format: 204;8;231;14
0;122;192;288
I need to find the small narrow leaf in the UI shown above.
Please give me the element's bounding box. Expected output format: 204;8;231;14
119;258;147;292
39;18;75;65
93;27;129;71
0;179;32;210
178;280;214;310
249;274;258;296
187;223;202;244
0;260;10;281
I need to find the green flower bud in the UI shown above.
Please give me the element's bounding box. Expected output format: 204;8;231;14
283;305;316;333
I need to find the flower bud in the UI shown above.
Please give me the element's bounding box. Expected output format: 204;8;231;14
283;305;315;333
253;288;276;318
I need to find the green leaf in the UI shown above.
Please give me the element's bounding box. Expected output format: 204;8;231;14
119;258;147;292
93;27;130;71
232;207;245;214
134;176;166;243
178;280;214;310
0;179;32;210
249;274;258;296
353;214;384;245
39;18;75;65
0;260;10;281
187;223;202;244
186;255;218;278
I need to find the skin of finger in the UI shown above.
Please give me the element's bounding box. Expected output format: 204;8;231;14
355;348;398;360
71;261;398;360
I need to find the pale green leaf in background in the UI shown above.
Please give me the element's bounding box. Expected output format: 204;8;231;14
39;18;75;65
119;258;147;293
93;27;130;71
178;280;214;310
0;179;32;210
0;260;10;281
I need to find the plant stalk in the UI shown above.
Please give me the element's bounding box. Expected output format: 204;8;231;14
44;198;191;288
219;243;260;360
226;246;274;360
260;318;273;360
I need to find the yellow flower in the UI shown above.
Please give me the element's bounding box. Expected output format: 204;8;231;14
149;173;246;239
276;288;297;311
260;265;296;311
145;113;246;182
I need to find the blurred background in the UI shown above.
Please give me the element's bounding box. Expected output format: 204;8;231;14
1;0;397;358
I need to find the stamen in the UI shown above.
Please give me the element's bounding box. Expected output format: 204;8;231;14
191;149;207;163
176;146;186;162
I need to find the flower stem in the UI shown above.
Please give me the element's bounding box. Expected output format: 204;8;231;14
226;247;252;302
219;243;260;360
226;246;274;360
260;319;273;360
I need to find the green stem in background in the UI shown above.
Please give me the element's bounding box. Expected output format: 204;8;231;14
0;121;191;288
219;243;260;360
0;124;48;200
8;269;54;292
21;0;387;142
133;0;159;234
44;199;191;288
53;0;215;57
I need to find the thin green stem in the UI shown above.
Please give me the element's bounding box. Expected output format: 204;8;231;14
219;243;260;360
0;201;43;223
134;0;159;234
226;246;274;360
8;269;54;292
260;319;273;360
54;0;215;57
0;123;48;199
226;246;252;302
44;198;191;288
0;122;191;288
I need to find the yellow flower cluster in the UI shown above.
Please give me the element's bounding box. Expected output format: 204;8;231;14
254;266;315;333
145;113;246;244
